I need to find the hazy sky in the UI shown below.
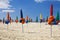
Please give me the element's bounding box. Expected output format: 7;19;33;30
0;0;60;21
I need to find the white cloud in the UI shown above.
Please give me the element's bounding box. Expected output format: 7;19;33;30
35;0;45;3
0;0;15;13
2;9;15;12
0;0;12;9
34;0;60;3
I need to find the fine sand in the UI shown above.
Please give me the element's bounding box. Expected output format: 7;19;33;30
0;22;60;40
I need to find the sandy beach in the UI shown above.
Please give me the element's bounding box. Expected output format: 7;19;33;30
0;22;60;40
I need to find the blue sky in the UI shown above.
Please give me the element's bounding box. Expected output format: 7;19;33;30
0;0;60;21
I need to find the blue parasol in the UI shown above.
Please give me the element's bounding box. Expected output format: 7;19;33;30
5;20;10;24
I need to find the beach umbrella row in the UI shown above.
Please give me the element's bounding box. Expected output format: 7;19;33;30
2;11;60;25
